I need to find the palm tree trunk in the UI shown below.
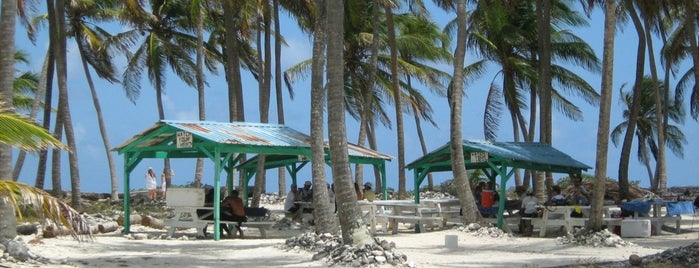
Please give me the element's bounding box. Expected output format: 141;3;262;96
273;0;286;195
688;1;699;120
35;46;55;189
618;4;645;199
589;0;617;231
55;0;82;208
79;48;119;201
310;0;337;234
451;0;480;223
537;0;553;191
47;0;63;198
13;52;51;181
384;6;406;199
327;0;372;245
643;17;666;194
0;0;17;178
194;4;206;189
354;0;381;187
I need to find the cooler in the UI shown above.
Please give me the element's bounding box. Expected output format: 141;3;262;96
480;190;494;208
620;219;651;238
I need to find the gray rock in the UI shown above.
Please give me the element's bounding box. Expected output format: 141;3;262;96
6;240;30;261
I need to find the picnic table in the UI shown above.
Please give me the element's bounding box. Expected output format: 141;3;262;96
358;200;453;234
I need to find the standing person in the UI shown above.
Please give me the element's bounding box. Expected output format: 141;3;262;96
160;168;174;200
145;167;157;202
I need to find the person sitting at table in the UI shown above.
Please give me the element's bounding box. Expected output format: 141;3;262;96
300;181;313;202
567;175;590;206
221;190;247;238
284;184;302;219
199;190;246;238
363;182;376;202
548;185;568;206
519;189;539;236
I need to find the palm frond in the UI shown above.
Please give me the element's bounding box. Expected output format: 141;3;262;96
0;181;91;241
0;111;68;152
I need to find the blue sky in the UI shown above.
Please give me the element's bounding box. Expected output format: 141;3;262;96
11;4;699;194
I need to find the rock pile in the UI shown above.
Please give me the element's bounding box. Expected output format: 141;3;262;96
556;228;634;248
280;232;412;267
0;237;50;266
454;223;512;239
636;242;699;267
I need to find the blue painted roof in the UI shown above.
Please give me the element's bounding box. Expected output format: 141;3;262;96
406;139;590;171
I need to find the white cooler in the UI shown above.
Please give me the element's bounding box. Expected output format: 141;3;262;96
620;219;651;238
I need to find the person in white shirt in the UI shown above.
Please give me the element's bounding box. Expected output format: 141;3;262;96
284;184;300;213
145;167;157;202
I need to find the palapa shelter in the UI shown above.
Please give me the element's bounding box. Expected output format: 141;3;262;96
114;120;391;240
406;139;591;228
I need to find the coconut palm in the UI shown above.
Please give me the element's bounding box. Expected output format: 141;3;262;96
0;0;18;181
448;0;481;223
587;0;617;232
612;77;686;188
117;0;200;189
50;0;83;208
309;0;337;235
65;0;122;201
327;0;373;245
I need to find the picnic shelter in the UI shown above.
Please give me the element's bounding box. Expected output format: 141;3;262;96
114;120;392;240
405;139;591;228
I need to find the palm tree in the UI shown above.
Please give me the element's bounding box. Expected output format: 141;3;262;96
51;0;82;208
615;1;646;202
309;0;337;235
588;0;617;232
118;0;199;190
611;77;686;188
383;3;406;199
327;0;373;245
0;0;18;180
467;0;600;197
66;0;122;201
449;0;480;223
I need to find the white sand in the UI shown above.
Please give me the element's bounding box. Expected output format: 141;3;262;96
13;201;699;268
15;220;699;268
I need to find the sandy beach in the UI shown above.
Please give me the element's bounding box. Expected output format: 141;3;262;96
10;214;699;268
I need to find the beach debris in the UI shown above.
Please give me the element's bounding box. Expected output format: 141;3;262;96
280;232;411;267
0;237;49;266
556;228;634;247
454;223;513;239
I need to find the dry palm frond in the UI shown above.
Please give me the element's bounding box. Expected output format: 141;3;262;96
0;181;92;241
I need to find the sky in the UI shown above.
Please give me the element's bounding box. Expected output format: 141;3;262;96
10;3;699;194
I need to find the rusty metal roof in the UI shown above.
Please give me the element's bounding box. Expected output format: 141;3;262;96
114;120;391;161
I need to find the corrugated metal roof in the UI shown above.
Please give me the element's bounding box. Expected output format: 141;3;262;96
114;120;391;160
407;139;590;170
168;120;311;147
461;140;590;169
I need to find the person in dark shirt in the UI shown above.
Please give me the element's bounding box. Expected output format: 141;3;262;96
221;190;247;238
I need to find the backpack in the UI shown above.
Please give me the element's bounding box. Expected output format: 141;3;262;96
244;207;269;217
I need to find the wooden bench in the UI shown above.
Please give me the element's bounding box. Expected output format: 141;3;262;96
164;188;275;238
